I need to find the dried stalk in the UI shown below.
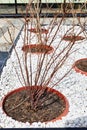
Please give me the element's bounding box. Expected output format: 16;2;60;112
7;27;27;86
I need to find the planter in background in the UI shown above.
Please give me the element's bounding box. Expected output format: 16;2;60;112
73;58;87;76
62;35;85;42
22;44;54;54
2;86;69;124
28;28;48;34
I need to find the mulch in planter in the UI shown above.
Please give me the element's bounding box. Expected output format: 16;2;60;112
2;86;69;124
22;44;54;54
73;58;87;76
28;28;48;34
62;35;85;42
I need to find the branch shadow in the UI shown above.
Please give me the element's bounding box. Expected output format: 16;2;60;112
65;116;87;127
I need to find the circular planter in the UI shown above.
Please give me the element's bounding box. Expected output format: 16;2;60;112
28;28;48;34
2;86;69;124
22;44;54;54
62;35;85;42
73;58;87;76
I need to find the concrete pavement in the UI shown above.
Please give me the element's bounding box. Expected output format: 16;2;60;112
0;18;24;73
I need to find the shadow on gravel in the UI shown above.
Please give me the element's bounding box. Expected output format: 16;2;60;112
0;51;9;74
65;116;87;127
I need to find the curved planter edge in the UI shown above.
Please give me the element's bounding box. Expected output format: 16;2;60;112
28;28;48;34
73;58;87;76
22;44;54;54
62;35;85;42
2;86;69;124
0;100;2;107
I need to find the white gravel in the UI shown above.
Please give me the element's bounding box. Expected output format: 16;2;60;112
0;23;87;128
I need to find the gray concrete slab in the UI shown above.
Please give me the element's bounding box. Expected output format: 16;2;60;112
0;18;24;51
0;18;24;73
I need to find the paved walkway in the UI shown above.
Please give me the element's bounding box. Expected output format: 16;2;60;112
0;18;24;51
0;18;24;74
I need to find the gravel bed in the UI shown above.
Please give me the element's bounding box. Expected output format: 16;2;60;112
0;24;87;128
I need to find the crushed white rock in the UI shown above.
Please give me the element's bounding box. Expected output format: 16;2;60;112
0;24;87;128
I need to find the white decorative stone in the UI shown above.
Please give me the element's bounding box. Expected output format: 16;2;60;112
0;24;87;128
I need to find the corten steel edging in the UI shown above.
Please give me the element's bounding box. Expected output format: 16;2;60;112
0;24;24;76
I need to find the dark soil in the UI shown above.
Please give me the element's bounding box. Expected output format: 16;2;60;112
62;35;85;42
3;87;66;124
75;59;87;72
22;44;53;54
